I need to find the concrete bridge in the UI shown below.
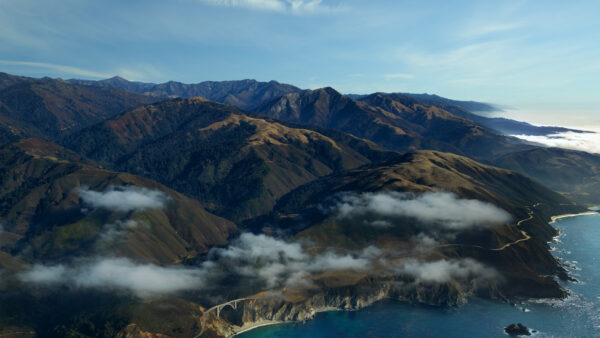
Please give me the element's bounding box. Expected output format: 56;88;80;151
197;297;256;336
205;297;254;318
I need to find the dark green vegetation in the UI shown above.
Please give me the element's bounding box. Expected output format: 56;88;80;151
256;88;532;159
0;138;236;264
0;73;157;145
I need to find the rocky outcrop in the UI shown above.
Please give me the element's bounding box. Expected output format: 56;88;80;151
504;323;531;336
202;277;497;337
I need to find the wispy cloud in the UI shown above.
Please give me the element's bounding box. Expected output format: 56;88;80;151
19;258;206;297
0;60;110;79
199;0;341;14
97;220;141;243
77;186;169;213
330;191;511;230
18;232;500;296
469;23;522;38
402;258;499;284
384;73;414;80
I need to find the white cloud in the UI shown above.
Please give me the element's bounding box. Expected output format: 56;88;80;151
19;258;207;296
332;191;512;230
97;220;140;243
384;73;414;80
0;60;110;79
199;0;340;14
211;233;371;288
18;232;500;295
77;186;169;213
401;258;499;283
513;131;600;154
412;233;438;248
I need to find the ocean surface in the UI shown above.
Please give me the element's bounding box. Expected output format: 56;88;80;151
240;213;600;338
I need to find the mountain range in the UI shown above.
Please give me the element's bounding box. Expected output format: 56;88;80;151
69;76;301;110
0;72;597;337
0;73;157;144
72;75;581;136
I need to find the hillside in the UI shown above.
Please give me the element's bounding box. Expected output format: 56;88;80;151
348;92;580;136
0;73;157;144
256;88;531;159
491;147;600;205
0;138;236;265
269;150;580;293
70;77;302;109
62;97;392;222
201;150;584;336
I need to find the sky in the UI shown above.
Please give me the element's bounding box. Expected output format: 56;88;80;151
1;0;599;128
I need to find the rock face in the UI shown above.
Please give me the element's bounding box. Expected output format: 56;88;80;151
491;147;600;205
504;323;531;336
203;277;490;337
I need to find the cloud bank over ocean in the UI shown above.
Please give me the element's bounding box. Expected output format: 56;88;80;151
513;131;600;154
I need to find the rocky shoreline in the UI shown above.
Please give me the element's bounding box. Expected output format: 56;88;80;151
204;277;497;337
202;210;590;337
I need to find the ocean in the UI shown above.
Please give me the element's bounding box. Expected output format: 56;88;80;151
240;213;600;337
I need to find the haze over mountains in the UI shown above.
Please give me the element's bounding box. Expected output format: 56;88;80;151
69;76;301;110
70;75;582;137
0;71;599;337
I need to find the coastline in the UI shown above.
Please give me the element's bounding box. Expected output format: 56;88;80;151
232;306;345;337
550;211;598;224
231;210;593;337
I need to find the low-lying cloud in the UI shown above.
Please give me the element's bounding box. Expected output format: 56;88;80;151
401;258;499;283
77;186;169;212
332;191;512;229
97;220;141;243
18;233;500;296
513;131;600;154
211;233;371;288
19;258;206;296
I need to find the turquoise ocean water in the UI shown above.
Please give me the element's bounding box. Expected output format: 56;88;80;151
240;213;600;337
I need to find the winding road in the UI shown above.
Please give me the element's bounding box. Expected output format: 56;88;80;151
491;207;534;251
436;205;535;252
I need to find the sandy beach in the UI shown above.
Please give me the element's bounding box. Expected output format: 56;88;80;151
550;211;599;223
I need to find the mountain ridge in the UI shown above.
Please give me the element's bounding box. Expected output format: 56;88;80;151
255;87;533;159
69;77;302;109
61;97;393;222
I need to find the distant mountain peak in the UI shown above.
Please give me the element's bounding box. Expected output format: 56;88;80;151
107;75;128;81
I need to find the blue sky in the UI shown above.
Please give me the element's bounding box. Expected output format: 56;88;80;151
1;0;599;127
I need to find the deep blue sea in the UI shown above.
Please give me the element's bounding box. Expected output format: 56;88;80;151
240;213;600;338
